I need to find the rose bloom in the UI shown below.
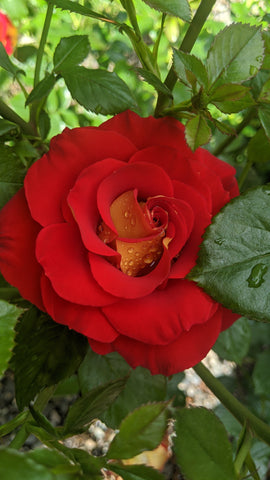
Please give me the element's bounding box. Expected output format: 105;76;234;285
0;11;17;55
0;111;239;375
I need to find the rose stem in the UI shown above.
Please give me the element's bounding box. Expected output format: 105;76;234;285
0;99;36;136
8;385;56;450
154;0;217;117
193;362;270;446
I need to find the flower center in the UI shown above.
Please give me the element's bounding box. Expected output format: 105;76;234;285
97;190;168;277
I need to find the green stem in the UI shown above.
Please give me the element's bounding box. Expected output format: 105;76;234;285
120;0;141;39
193;363;270;446
0;99;36;136
238;156;253;191
234;425;253;477
155;0;217;116
8;385;56;450
34;2;54;87
212;108;256;157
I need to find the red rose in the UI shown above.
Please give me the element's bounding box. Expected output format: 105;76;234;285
0;111;239;375
0;11;17;55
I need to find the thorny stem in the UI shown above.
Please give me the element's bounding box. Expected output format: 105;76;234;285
193;362;270;446
155;0;217;116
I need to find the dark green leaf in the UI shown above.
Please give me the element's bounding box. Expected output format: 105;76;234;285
189;186;270;322
53;35;90;73
174;408;237;480
258;104;270;140
211;84;252;102
210;117;236;136
107;402;168;459
142;0;191;22
62;66;135;114
173;49;208;88
166;372;185;407
213;92;255;113
136;68;173;96
207;24;264;87
0;119;19;138
25;74;57;106
26;448;76;475
0;300;22;379
13;308;88;410
0;449;53;480
0;42;25;77
0;144;26;209
247;128;270;164
63;376;127;434
29;405;59;439
78;349;131;394
109;464;164;480
101;367;167;429
69;448;105;477
258;78;270;103
38;110;51;140
185;115;211;151
213;317;251;364
252;350;270;396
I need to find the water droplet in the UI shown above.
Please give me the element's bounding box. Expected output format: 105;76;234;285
214;237;224;246
143;253;154;264
130;217;136;226
126;269;133;276
124;211;129;218
127;247;134;254
128;260;134;266
247;263;268;288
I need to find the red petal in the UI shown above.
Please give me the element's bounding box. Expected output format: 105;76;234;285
41;275;118;342
36;223;117;306
194;148;238;194
220;306;240;331
97;162;174;232
102;279;217;345
90;308;223;375
25;128;136;227
0;189;44;310
100;110;188;151
170;181;211;278
68;158;125;256
89;247;171;299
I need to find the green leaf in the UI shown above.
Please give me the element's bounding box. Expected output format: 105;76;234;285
62;66;135;114
109;464;164;480
207;24;264;88
189;186;270;322
53;35;90;73
213;92;255;113
173;49;209;88
213;317;251;364
101;367;167;429
136;68;173;96
0;119;19;138
0;144;26;209
247;128;270;165
174;408;237;480
0;300;22;379
211;84;252;102
258;78;270;103
0;449;53;480
252;350;270;396
26;449;77;475
25;74;57;106
258;104;270;140
69;448;105;477
141;0;191;22
185;115;211;151
63;376;127;434
107;402;168;460
13;308;88;410
0;42;25;77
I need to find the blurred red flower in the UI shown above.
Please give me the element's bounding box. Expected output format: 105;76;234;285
0;11;17;55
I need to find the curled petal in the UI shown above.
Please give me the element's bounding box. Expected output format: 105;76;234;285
97;162;174;232
25;128;136;227
0;189;44;310
89;247;171;299
68;158;125;256
36;223;117;306
41;275;118;342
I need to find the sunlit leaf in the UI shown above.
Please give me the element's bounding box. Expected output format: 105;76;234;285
142;0;191;22
185;115;211;151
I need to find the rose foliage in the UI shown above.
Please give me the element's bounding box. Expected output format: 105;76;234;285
0;10;17;55
0;110;239;375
